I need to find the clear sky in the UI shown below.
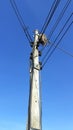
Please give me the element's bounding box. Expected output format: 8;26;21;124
0;0;73;130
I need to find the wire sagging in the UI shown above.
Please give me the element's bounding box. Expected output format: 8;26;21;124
48;0;71;39
10;0;32;43
41;0;61;34
42;22;73;68
41;13;73;58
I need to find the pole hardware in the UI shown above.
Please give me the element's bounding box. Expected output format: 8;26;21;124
38;34;48;45
39;51;42;56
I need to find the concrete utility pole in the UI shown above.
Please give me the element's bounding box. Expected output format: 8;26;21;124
27;30;47;130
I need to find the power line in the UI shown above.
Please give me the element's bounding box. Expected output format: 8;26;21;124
41;0;57;33
54;13;73;43
10;0;73;68
10;0;32;43
41;0;61;34
50;42;73;58
12;0;32;42
48;0;71;39
42;22;73;68
57;46;73;58
41;13;73;53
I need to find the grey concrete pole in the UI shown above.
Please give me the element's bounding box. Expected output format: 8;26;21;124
27;30;41;130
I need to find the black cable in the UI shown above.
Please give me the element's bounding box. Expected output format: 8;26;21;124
42;0;60;34
41;1;72;53
10;0;30;42
56;46;73;58
11;0;32;42
41;0;57;33
42;22;73;68
40;0;61;52
12;0;32;42
48;0;71;39
10;0;32;43
49;42;73;58
41;0;61;34
54;13;73;43
41;13;73;54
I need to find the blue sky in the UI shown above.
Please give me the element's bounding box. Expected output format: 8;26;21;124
0;0;73;130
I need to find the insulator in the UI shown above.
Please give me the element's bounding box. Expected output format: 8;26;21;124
39;62;42;70
39;62;42;65
30;52;33;60
30;42;34;47
39;51;42;56
31;52;33;55
30;56;32;60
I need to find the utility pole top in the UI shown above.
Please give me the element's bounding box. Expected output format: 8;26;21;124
34;30;39;45
31;30;48;47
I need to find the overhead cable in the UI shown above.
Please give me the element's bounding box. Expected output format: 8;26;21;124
54;13;73;43
42;22;73;68
49;42;73;58
48;0;71;39
41;0;61;34
41;13;73;54
10;0;32;43
40;1;72;53
56;46;73;58
41;0;57;33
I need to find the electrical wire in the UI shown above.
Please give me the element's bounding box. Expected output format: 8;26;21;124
40;0;61;52
40;1;72;53
41;0;61;34
13;0;32;41
50;42;73;58
48;0;71;39
41;13;73;54
10;0;32;43
42;0;61;34
42;22;73;68
54;13;73;43
41;0;57;33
